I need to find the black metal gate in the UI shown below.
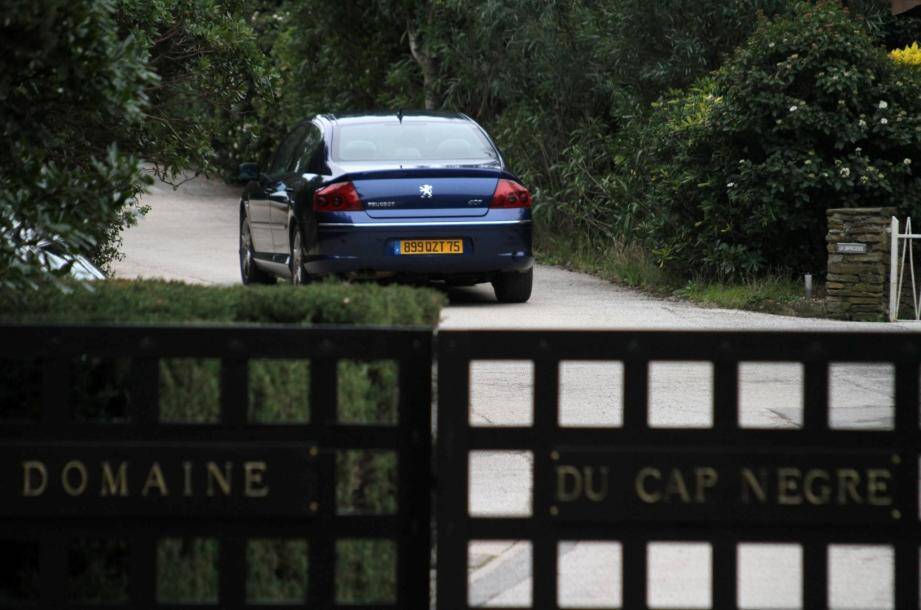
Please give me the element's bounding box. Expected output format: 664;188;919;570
437;330;921;610
1;325;920;609
0;325;432;610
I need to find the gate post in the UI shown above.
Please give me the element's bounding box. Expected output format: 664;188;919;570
825;207;896;321
889;216;899;321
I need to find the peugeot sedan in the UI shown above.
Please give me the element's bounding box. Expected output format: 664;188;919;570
238;111;533;302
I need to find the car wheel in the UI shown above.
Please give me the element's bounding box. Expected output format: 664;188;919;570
240;212;274;285
492;268;533;303
290;223;310;286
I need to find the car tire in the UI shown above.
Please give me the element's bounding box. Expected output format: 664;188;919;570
492;268;532;303
240;211;274;285
290;222;310;286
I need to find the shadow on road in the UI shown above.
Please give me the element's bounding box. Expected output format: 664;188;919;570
439;285;497;306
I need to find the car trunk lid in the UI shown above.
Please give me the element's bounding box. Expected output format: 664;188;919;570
346;168;503;219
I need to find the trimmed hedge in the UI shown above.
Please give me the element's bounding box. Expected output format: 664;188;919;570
0;279;444;326
0;280;444;604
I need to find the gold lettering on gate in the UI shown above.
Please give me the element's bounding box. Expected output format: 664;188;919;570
61;460;88;496
867;469;892;506
556;465;583;502
740;468;767;503
244;461;269;498
551;458;898;514
803;469;831;505
207;461;232;496
695;468;718;503
101;462;128;497
777;468;803;505
22;461;48;497
837;469;863;505
584;467;609;502
555;466;610;503
182;461;193;497
635;467;662;504
141;462;169;497
664;469;691;503
17;457;284;501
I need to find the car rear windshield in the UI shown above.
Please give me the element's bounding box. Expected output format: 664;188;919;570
333;121;498;162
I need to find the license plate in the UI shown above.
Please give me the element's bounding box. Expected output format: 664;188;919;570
399;239;464;255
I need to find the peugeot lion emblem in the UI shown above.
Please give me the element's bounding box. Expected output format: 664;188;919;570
419;184;434;198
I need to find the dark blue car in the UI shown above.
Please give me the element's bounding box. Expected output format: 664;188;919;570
238;111;533;302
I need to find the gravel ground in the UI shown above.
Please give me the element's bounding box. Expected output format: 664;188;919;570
116;174;915;608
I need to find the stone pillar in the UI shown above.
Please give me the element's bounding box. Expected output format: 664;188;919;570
825;207;895;321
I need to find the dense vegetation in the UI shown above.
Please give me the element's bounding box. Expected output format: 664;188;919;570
2;0;920;286
0;281;444;603
625;2;921;276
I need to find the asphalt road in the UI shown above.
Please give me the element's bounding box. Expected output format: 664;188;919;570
116;174;912;608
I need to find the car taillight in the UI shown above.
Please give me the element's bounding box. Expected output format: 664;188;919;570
489;179;532;209
313;181;363;212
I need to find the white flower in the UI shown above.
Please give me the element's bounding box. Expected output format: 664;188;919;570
805;160;812;166
879;100;889;110
855;147;862;153
860;176;870;185
906;159;913;166
840;167;851;178
727;182;736;189
769;42;776;48
881;118;889;125
789;105;798;113
858;119;868;128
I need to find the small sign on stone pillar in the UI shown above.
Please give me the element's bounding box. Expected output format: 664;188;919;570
825;207;895;321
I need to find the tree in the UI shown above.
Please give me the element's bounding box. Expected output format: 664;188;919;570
115;0;277;181
0;0;155;288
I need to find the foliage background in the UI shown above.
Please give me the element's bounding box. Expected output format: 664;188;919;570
4;0;920;288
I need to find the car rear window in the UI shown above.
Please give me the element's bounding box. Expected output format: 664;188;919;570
333;121;498;162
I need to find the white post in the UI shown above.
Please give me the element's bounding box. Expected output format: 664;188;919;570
889;216;899;322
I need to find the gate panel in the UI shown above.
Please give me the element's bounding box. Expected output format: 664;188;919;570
0;325;432;610
437;330;921;610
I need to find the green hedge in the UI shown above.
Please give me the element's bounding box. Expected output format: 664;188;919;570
0;279;444;326
0;280;444;604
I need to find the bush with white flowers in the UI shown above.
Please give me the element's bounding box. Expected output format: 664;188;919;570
633;0;921;278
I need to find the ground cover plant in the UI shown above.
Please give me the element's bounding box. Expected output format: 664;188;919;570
0;280;444;604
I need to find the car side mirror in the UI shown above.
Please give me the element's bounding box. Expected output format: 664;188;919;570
239;162;260;182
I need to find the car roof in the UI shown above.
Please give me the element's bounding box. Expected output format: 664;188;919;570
318;111;472;126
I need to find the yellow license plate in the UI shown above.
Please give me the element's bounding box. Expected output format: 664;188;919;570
399;239;464;255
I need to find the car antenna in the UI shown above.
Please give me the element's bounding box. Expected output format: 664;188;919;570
397;108;403;123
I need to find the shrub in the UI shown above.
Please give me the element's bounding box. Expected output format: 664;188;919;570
0;280;444;603
0;0;155;287
890;41;921;66
631;1;921;278
0;279;444;326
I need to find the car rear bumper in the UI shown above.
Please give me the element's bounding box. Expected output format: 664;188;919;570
306;215;533;278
